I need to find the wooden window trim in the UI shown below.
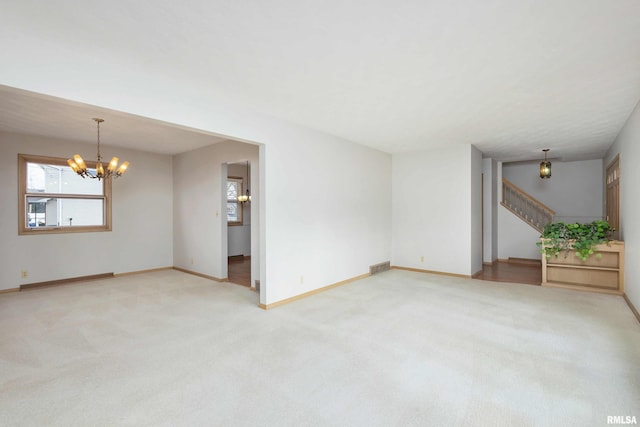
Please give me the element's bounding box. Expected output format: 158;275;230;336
18;154;112;235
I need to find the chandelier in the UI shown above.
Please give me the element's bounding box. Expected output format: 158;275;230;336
539;149;551;179
237;160;251;203
67;118;129;180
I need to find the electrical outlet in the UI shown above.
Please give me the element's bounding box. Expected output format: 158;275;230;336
21;270;28;278
420;256;424;263
300;275;304;285
190;257;194;265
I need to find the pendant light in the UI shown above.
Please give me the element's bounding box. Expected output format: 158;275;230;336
540;149;551;179
67;118;129;180
238;160;251;203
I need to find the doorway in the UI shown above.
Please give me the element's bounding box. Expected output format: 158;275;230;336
226;161;252;287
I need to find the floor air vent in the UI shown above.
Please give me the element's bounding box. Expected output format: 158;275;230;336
370;261;391;275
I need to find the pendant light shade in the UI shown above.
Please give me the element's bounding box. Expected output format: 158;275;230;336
540;149;551;179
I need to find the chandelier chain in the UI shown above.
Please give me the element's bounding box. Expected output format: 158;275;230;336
95;118;103;162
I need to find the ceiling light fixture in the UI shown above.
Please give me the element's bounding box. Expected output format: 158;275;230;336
67;118;129;180
237;160;251;203
540;149;551;179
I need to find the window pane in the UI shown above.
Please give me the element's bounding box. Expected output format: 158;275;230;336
19;154;112;234
27;162;103;195
227;181;238;200
26;197;104;227
227;202;239;222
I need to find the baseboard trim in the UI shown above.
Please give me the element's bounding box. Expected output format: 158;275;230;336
541;282;623;296
507;257;541;265
259;273;370;310
0;287;20;294
173;267;227;282
471;269;483;278
623;294;640;324
114;267;173;277
20;272;114;290
391;266;472;279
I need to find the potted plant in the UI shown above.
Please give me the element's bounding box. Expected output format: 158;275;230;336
537;220;614;261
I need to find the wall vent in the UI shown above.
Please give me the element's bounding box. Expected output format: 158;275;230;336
369;261;391;275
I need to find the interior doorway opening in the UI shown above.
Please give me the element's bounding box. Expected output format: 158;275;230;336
226;161;252;288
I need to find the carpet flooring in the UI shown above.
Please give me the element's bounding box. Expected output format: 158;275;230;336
1;269;639;426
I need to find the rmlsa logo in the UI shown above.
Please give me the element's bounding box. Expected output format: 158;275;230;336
608;415;638;425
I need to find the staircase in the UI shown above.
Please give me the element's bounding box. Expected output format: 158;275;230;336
501;178;555;233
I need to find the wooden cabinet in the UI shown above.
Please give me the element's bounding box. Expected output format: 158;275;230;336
541;241;624;295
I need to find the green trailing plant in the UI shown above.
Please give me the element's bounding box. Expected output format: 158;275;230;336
537;220;614;261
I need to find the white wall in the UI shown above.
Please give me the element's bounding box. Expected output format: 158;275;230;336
264;136;392;304
392;145;479;276
491;160;498;261
228;226;250;257
482;158;499;263
498;158;604;260
497;161;541;260
470;146;483;275
482;159;492;263
604;99;640;310
173;140;259;284
498;204;543;260
502;159;603;222
0;131;173;290
2;73;392;306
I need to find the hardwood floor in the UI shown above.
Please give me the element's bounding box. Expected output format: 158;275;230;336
475;259;542;286
228;256;251;287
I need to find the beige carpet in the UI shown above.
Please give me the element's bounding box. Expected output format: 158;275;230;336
1;269;639;426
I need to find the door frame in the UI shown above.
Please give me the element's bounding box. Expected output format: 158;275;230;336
606;154;621;240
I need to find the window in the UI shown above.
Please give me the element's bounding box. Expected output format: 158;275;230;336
18;154;112;234
227;177;243;225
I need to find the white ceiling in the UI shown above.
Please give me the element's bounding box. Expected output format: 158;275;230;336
0;86;229;154
1;0;640;161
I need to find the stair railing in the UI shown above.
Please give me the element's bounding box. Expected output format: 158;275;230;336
501;178;555;233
